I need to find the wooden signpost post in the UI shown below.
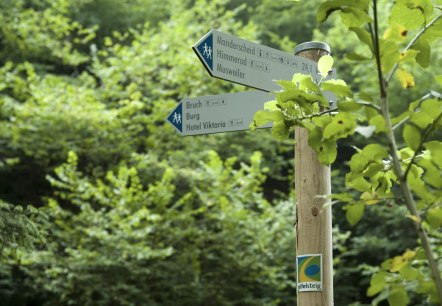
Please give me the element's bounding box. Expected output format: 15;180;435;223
295;42;333;306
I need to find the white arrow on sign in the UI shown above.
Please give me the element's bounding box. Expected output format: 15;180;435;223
166;90;273;136
193;29;333;92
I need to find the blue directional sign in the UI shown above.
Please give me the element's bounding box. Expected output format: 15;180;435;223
195;33;213;70
193;30;336;92
166;102;183;133
166;91;272;136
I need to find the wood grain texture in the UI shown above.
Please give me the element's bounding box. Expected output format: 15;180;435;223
295;47;334;306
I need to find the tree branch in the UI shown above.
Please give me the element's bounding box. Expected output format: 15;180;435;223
372;0;442;301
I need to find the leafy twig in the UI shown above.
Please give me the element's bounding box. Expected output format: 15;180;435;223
403;112;442;180
386;13;442;83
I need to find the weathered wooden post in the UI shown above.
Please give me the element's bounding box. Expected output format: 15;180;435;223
294;42;334;306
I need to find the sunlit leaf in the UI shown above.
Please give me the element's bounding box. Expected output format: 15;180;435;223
421;18;442;42
317;140;337;165
340;7;372;27
390;250;416;273
427;207;442;229
420;159;442;188
380;40;400;73
425;141;442;167
388;285;409;306
396;68;415;89
349;27;373;51
367;271;388;297
410;111;432;129
318;55;334;77
250;110;283;129
337;100;363;111
264;100;278;111
345;52;372;61
389;3;425;30
383;24;408;41
323;112;356;140
360;191;380;205
271;120;291;139
414;39;431;68
347;176;371;192
361;144;388;161
291;73;320;93
369;115;388;133
346;202;365;226
321;79;353;97
317;0;348;23
403;124;421;150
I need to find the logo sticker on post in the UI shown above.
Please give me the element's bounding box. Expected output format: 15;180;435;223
297;254;323;292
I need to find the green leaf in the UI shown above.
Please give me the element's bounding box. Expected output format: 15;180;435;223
277;79;297;92
417;280;439;304
349;27;373;51
346;202;365;226
389;3;425;30
408;172;434;202
264;100;278;111
380;40;400;73
291;73;320;93
337;100;363;111
367;271;388;297
420;159;442;188
409;111;432;129
399;49;418;62
317;0;347;23
414;0;434;19
276;81;326;109
360;191;380;205
323;112;356;140
396;68;415;89
361;144;388;161
317;140;337;165
271;120;290;139
421;99;442;123
421;18;442;42
345;52;372;61
383;24;408;41
340;7;372;27
349;153;369;173
369;115;388;133
321;79;353;97
318;55;334;77
251;110;283;129
347;176;371;192
425;141;442;167
387;285;409;306
363;163;384;178
399;265;420;281
358;92;374;102
403;124;421;151
414;39;431;68
427;207;442;229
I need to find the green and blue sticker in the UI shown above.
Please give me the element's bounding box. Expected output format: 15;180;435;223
297;254;322;292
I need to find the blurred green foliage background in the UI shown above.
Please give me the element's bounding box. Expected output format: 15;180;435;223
0;0;441;305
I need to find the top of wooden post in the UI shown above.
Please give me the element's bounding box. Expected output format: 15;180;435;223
294;41;330;62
